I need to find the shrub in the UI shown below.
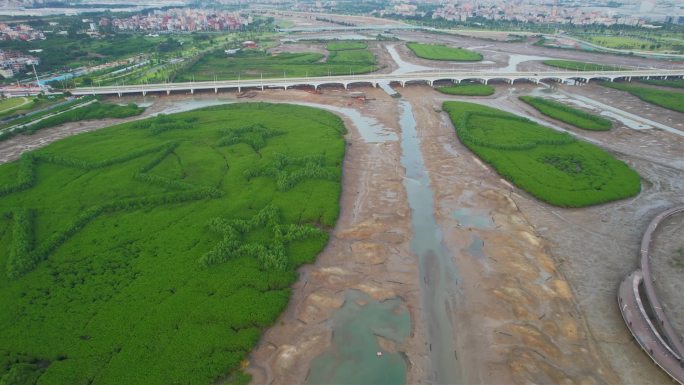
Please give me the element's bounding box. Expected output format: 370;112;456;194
245;153;337;191
437;84;494;96
407;42;482;61
0;153;37;197
5;208;36;279
200;204;323;270
519;96;612;131
217;124;284;152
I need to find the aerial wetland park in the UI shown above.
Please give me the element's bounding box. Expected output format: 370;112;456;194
0;2;684;385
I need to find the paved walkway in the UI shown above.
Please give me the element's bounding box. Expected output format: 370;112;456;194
618;206;684;384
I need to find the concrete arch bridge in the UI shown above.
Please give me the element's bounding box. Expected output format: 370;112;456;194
69;69;684;96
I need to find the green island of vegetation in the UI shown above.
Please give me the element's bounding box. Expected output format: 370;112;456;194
600;81;684;113
406;42;482;61
519;96;612;131
436;83;495;96
0;102;346;385
325;41;368;51
574;34;682;53
542;60;621;71
443;101;640;207
177;43;377;81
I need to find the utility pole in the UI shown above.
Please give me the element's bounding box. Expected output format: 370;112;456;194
31;64;40;88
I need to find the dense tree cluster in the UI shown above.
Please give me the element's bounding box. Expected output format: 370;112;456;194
5;208;36;279
457;112;576;150
0;154;36;197
217;124;284;152
1;141;222;278
200;204;324;270
133;115;199;135
245;153;337;191
519;96;612;131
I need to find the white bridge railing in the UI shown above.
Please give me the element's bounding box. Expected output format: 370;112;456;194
70;69;684;96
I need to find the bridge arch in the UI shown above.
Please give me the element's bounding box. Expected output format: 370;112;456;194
346;80;376;89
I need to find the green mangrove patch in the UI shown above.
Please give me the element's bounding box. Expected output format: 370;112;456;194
443;101;640;207
600;81;684;113
178;44;377;81
436;83;495;96
519;96;612;131
542;60;621;71
0;102;346;385
406;42;482;61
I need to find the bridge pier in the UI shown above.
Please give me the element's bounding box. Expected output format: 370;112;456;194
452;79;460;85
117;92;121;98
215;87;219;94
142;91;146;97
166;90;170;95
428;80;433;87
190;89;194;94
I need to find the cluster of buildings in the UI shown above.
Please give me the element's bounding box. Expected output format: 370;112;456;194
0;23;45;41
427;1;645;26
0;49;40;79
106;8;252;32
369;0;682;27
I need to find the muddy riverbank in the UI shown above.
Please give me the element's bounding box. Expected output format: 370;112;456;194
410;82;684;385
401;86;620;385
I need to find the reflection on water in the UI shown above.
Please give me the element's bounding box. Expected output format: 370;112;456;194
467;235;485;260
305;290;410;385
452;208;493;230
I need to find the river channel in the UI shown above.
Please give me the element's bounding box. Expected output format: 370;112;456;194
399;100;461;384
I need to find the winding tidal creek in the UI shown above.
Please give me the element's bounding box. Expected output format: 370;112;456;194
399;100;461;384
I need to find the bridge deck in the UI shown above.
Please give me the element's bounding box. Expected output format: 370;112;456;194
69;69;684;96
